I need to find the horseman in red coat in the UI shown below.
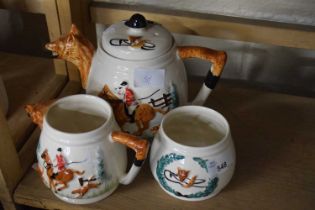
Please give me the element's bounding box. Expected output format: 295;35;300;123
115;81;138;121
55;148;66;172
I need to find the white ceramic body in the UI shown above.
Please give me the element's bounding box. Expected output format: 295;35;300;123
87;42;187;100
37;95;131;204
0;76;8;115
150;106;236;201
87;42;188;136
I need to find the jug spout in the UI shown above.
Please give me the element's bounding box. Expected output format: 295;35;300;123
45;24;95;89
25;100;55;128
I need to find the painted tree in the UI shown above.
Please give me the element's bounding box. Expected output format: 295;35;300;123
96;148;106;181
168;83;178;110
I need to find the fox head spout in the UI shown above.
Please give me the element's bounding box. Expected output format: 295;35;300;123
45;24;95;89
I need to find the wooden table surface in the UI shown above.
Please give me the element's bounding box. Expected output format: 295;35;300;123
13;79;315;210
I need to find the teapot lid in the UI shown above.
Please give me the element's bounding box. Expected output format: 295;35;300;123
101;14;174;60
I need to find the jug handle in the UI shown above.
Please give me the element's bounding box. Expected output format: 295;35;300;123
177;46;227;105
111;131;150;185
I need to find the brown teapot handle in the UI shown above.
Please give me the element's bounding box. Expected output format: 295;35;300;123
177;46;227;105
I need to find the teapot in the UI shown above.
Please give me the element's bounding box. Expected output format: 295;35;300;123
45;14;227;138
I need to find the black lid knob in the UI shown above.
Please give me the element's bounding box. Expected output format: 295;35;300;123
125;13;147;28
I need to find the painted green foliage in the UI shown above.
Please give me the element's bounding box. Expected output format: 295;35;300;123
193;157;208;172
156;153;185;195
96;148;106;181
96;147;111;181
169;83;179;109
156;153;219;199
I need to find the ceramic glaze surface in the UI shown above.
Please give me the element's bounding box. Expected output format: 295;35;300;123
102;19;173;60
47;106;107;133
150;106;236;201
36;95;148;204
88;44;187;138
163;113;225;147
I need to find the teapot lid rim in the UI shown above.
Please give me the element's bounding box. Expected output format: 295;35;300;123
101;18;174;60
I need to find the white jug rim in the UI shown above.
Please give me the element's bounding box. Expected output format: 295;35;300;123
43;94;114;145
159;105;231;154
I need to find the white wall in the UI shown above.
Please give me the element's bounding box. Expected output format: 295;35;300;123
95;0;315;27
96;23;315;96
174;33;315;96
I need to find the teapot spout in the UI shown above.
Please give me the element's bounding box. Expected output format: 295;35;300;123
45;24;95;89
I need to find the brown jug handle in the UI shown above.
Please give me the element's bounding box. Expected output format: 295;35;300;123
177;46;227;105
111;131;150;184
